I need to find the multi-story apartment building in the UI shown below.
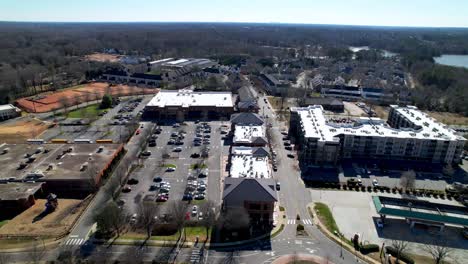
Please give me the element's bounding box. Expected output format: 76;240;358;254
289;105;465;167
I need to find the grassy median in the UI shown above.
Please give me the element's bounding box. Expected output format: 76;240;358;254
314;202;340;234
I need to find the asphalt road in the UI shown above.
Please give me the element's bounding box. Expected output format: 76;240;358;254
60;120;156;248
3;87;359;264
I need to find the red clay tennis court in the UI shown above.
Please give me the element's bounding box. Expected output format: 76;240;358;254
16;82;157;113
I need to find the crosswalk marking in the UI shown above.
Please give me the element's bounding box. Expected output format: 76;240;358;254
302;219;313;225
65;238;85;246
190;248;202;263
287;219;296;225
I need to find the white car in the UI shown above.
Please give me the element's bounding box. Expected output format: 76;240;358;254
372;179;379;187
130;214;137;224
166;167;176;172
191;205;198;217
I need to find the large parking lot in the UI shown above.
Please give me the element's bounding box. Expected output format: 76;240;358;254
40;95;151;143
119;120;231;218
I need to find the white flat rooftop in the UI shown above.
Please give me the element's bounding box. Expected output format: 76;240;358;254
149;58;174;64
390;105;461;141
233;125;265;144
166;59;189;65
291;105;465;142
230;147;271;179
146;89;234;108
0;104;17;112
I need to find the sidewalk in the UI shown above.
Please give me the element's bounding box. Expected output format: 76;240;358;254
307;203;380;264
95;208;286;249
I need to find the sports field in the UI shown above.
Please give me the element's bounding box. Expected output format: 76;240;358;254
0;118;51;143
84;53;122;62
16;82;157;113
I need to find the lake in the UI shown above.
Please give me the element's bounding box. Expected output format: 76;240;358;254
434;55;468;69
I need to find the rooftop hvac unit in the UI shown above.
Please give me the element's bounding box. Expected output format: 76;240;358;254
80;162;89;171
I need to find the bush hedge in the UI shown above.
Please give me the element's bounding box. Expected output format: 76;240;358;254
359;244;380;254
385;246;415;264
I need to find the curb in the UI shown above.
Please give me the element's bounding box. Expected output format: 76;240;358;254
0;239;62;253
307;203;380;264
96;209;286;249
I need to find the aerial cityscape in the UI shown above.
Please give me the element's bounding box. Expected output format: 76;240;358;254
0;1;468;263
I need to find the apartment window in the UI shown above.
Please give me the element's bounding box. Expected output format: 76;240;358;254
249;204;261;210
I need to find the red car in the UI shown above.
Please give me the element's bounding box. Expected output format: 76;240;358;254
136;129;141;135
156;193;169;202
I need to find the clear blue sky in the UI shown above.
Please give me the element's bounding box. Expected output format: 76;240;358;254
1;0;467;27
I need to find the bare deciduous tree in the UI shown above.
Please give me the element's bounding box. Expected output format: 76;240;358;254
390;240;409;263
199;200;218;240
424;243;453;264
168;200;189;240
400;170;416;191
94;202;127;238
137;202;160;239
58;96;71;116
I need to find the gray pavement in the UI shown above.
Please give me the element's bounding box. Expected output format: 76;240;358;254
1;86;360;264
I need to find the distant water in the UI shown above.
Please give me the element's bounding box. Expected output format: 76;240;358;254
382;50;397;58
349;46;369;53
434;55;468;69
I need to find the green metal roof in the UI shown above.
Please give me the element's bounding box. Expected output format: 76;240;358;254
372;196;468;226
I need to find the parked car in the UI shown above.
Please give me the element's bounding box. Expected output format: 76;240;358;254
173;147;182;152
149;184;159;191
157;194;168;202
183;194;193;201
191;153;200;158
122;186;132;193
141;150;152;157
372;179;379;187
127;178;139;185
130;214;137;224
194;194;205;200
166;167;176;172
276;181;281;190
285;146;292;151
191;206;198;217
153;176;162;182
148;141;157;147
287;154;294;159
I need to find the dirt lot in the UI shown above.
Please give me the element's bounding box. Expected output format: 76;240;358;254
425;111;468;126
16;82;157;113
0;118;51;143
371;105;389;120
84;53;122;63
0;199;87;238
343;102;367;116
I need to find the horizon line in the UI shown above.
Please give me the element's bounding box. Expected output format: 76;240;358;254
1;20;468;29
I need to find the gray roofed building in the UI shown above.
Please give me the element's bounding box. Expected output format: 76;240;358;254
230;113;264;126
298;97;344;112
237;101;260;113
222;177;277;224
238;86;258;102
252;147;269;157
223;178;277;203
